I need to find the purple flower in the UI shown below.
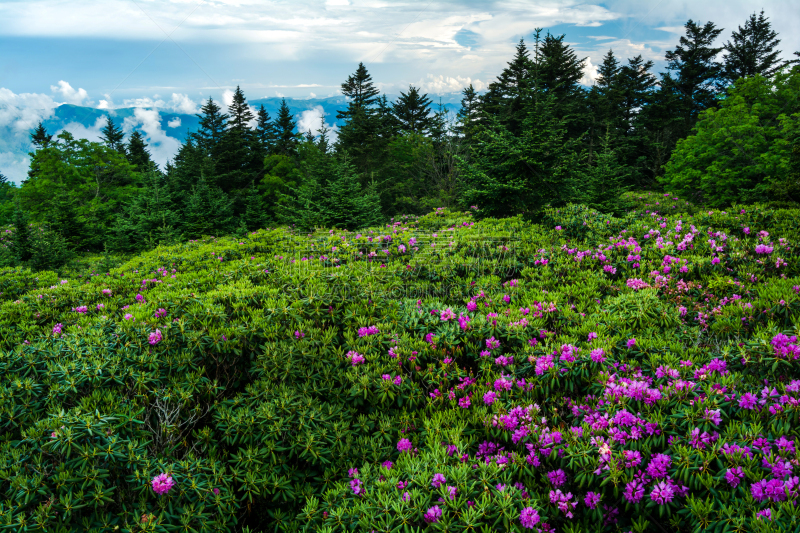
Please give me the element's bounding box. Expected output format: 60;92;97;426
646;454;671;479
151;473;175;496
704;408;722;426
431;473;446;488
459;396;471;409
294;330;305;339
382;461;393;470
590;348;606;363
519;507;540;529
584;491;601;509
626;338;637;349
350;478;365;496
757;508;772;520
739;392;757;409
650;480;675;505
52;323;63;335
397;438;413;453
347;351;365;366
547;469;566;488
725;467;744;488
446;485;457;500
148;329;162;346
483;391;497;404
623;478;645;504
423;505;442;524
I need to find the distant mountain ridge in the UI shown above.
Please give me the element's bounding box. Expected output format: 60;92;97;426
43;96;462;145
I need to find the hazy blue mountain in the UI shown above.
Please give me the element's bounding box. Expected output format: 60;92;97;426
44;96;461;145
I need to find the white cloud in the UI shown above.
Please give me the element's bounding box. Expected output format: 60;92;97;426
581;57;599;86
222;89;235;107
61;116;106;143
168;93;198;114
297;105;339;143
50;80;90;105
0;86;59;183
326;0;350;5
122;108;182;168
418;74;485;94
168;117;182;128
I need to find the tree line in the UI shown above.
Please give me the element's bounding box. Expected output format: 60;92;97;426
1;10;798;268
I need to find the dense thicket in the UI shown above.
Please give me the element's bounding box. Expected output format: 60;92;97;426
0;11;797;268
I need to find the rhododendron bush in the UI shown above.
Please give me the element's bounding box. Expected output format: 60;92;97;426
0;201;799;532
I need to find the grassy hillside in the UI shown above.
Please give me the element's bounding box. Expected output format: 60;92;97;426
1;196;799;532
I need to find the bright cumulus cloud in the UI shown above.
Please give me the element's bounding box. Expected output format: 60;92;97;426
123;108;182;168
297;106;339;143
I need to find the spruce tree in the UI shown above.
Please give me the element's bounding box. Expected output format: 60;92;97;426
538;31;587;100
663;19;724;120
192;98;229;153
479;36;537;134
217;86;259;194
337;62;381;120
722;10;785;84
126;131;155;172
272;99;301;157
184;173;235;238
255;105;276;153
100;116;125;153
455;84;480;141
30;122;53;148
392;86;434;135
336;63;383;174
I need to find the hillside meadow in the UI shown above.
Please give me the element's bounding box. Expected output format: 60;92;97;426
0;193;799;532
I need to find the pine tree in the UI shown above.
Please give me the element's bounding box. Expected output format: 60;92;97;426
272;99;301;157
455;84;480;141
126;131;155;172
30;122;53;148
722;10;785;84
217;86;260;194
479;36;537;134
336;63;384;174
618;55;658;136
111;172;179;252
538;31;587;100
255;105;276;151
663;19;725;120
228;86;255;130
192;98;229;153
242;184;266;231
184;173;235;238
100;116;125;153
337;62;381;121
393;86;435;135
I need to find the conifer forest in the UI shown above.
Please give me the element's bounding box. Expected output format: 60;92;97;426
1;9;800;533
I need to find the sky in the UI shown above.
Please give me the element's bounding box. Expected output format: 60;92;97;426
1;0;799;182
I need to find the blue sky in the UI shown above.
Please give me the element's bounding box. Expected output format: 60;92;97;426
1;0;798;182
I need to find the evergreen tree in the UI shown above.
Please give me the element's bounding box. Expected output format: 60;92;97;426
337;62;381;120
100;116;125;153
217;86;259;194
242;183;266;231
10;202;32;264
663;19;725;121
392;86;434;135
255;105;276;153
618;55;658;136
192;98;229;153
272;99;301;157
579;127;630;214
30;122;53;148
479;36;537;135
460;94;582;218
722;10;785;84
538;31;587;101
455;84;480;141
166;139;215;206
184;173;235;238
336;63;383;174
126;131;155;172
111;172;179;252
